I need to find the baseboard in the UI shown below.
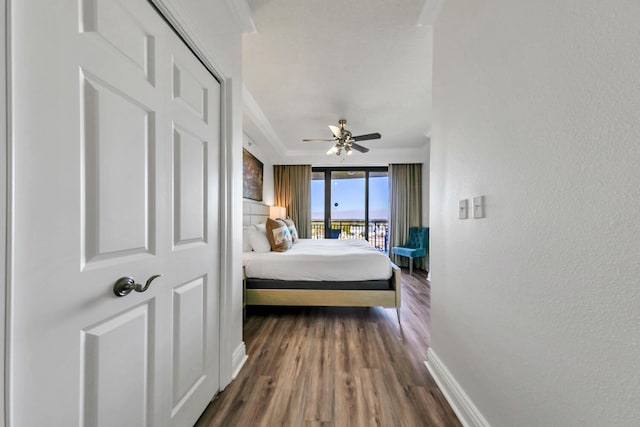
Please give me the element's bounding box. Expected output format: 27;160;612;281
231;341;248;380
425;348;491;427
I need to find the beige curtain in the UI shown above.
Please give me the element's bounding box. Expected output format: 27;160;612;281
274;165;312;238
389;163;424;269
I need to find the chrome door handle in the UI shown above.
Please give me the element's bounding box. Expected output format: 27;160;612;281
113;275;161;297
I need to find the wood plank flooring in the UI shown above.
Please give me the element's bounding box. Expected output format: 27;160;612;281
195;269;461;427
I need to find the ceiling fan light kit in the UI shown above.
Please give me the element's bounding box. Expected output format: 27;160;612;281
302;119;381;155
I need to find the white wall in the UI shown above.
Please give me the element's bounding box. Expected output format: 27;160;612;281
430;0;640;426
165;0;245;388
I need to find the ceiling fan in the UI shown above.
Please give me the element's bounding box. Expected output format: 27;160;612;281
302;119;381;155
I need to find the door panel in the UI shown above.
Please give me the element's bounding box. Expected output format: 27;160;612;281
10;0;220;426
172;277;206;412
172;60;208;122
82;304;152;427
80;0;156;84
173;127;207;245
82;73;155;262
166;25;221;426
330;170;365;239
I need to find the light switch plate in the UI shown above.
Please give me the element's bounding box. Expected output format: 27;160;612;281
473;196;485;218
459;199;468;219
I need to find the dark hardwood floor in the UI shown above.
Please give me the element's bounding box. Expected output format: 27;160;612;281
195;269;461;427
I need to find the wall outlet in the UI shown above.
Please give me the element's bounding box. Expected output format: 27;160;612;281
459;199;468;219
473;196;485;218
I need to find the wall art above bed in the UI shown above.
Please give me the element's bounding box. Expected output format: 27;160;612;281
243;148;263;201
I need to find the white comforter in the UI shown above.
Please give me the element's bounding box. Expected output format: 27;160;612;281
243;239;392;281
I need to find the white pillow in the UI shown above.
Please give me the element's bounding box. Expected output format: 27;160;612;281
255;222;266;234
248;227;271;253
242;225;255;252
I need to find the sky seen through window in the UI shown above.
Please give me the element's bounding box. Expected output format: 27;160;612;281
311;176;389;220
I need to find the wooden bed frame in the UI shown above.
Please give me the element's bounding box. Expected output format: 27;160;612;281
242;200;402;322
243;263;401;307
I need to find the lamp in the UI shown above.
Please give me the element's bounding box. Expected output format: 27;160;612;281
269;206;286;219
327;146;338;155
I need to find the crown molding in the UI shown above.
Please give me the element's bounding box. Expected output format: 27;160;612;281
242;85;287;156
224;0;257;34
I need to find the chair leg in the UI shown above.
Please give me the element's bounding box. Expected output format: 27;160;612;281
409;258;413;276
396;307;401;325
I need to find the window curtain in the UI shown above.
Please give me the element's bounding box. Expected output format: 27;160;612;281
389;163;424;269
274;165;312;238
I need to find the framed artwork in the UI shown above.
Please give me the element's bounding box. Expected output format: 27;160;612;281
242;148;263;201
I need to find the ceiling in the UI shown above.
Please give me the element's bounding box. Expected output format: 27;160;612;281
241;0;438;160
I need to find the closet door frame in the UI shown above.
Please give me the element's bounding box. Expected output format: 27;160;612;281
1;0;7;425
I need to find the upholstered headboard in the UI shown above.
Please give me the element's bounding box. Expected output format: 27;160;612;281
243;200;270;226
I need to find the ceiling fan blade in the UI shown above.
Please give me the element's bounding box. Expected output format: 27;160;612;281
352;132;381;142
302;138;335;142
350;142;369;153
329;125;341;138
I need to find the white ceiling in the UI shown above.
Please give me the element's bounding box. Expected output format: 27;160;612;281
241;0;436;161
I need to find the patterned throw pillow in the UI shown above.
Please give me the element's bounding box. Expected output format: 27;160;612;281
266;218;292;252
280;217;299;243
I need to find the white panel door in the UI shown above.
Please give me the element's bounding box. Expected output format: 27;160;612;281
9;0;220;426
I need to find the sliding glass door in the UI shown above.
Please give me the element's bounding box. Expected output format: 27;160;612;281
368;170;390;252
311;167;389;252
331;170;365;239
311;171;325;239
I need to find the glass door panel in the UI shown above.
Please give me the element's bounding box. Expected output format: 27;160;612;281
311;171;325;239
368;171;389;252
330;170;365;240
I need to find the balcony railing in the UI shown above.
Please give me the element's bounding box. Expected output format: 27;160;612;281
311;220;389;253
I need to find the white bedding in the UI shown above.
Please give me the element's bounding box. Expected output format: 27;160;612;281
243;239;392;281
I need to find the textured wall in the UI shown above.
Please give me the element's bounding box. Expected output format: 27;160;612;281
430;0;640;425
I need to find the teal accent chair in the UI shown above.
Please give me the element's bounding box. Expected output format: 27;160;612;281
391;227;429;275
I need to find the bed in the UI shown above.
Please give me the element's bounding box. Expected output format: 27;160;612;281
242;201;401;319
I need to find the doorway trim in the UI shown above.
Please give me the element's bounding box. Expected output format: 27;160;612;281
2;0;8;424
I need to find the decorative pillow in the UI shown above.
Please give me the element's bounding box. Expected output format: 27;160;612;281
247;227;271;253
281;217;299;243
242;225;255;252
265;218;292;252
